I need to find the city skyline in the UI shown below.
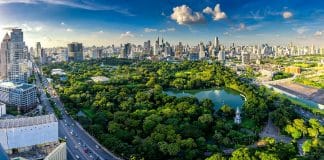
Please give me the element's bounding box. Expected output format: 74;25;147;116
0;0;323;47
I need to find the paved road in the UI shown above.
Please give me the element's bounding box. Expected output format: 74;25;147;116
33;62;120;160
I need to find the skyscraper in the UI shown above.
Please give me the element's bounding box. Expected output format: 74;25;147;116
7;29;28;83
153;37;159;56
0;33;10;80
119;43;131;58
199;42;205;59
67;42;83;62
36;42;41;58
214;36;220;51
143;40;151;54
218;49;226;63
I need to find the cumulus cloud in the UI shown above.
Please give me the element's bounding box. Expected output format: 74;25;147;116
120;31;134;38
282;11;293;19
35;26;43;31
66;28;73;32
15;23;43;32
144;28;157;33
203;4;227;21
171;5;205;25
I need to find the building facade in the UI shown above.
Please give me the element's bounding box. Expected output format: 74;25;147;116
0;33;10;80
0;82;37;111
0;102;5;117
0;114;58;151
67;42;83;62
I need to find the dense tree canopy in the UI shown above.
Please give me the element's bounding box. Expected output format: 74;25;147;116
43;58;322;159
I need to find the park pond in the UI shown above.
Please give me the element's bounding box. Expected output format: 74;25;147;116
165;88;245;110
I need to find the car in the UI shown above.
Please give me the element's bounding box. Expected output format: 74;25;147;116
95;145;100;149
75;155;80;159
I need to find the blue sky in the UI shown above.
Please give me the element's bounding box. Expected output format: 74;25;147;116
0;0;324;47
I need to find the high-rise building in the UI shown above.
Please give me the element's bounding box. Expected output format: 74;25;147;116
119;43;131;58
241;52;250;65
40;48;47;64
218;49;226;63
0;81;37;112
7;29;28;83
0;33;10;80
67;42;83;62
36;42;41;58
153;37;160;56
214;37;219;50
144;40;151;54
199;42;205;59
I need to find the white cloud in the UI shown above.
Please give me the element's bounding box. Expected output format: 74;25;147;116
145;27;175;33
167;28;176;32
283;11;293;19
203;4;227;21
171;5;205;25
120;31;134;38
21;24;32;31
160;28;176;32
238;23;246;31
98;30;104;33
35;26;43;32
66;28;73;32
61;22;65;26
314;31;323;37
144;28;157;33
294;27;308;34
223;32;230;36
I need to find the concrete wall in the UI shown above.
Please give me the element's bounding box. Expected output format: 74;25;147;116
0;122;58;150
45;142;67;160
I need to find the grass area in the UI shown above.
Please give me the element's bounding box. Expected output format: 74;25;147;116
272;72;293;80
276;93;324;116
293;71;324;89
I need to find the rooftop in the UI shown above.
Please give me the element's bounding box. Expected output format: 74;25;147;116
91;76;109;82
51;69;66;76
0;114;57;129
0;82;35;90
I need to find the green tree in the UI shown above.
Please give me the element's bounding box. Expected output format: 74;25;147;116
206;153;226;160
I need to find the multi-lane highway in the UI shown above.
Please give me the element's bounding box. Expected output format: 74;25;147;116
33;62;120;160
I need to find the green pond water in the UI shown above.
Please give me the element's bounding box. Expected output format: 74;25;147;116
165;88;245;110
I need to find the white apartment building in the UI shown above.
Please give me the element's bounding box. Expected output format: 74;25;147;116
0;81;37;111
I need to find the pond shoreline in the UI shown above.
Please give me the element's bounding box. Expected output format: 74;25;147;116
164;87;245;110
